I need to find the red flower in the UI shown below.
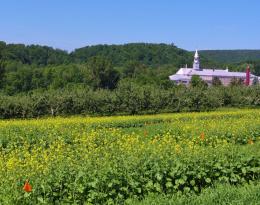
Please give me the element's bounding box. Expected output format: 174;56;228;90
23;180;32;192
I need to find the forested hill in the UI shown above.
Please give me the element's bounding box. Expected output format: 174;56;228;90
1;40;260;95
200;50;260;63
71;43;193;67
0;41;194;67
0;41;70;66
1;41;201;94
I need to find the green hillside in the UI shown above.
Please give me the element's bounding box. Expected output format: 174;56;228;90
0;41;260;96
71;43;193;67
0;41;197;94
200;50;260;63
0;42;194;67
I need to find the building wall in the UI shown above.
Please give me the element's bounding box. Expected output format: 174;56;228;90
219;77;233;86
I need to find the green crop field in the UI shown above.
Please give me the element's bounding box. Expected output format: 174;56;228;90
0;109;259;204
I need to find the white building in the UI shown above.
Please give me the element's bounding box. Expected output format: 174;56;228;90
169;50;259;86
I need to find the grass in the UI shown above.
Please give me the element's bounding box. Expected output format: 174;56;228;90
126;183;260;205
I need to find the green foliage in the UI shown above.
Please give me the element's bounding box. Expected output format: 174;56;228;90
200;50;260;64
71;43;193;67
230;78;244;86
0;42;70;66
126;183;260;205
122;61;147;78
1;40;260;96
253;77;259;85
253;61;260;76
87;56;120;89
212;76;223;86
190;75;208;88
0;85;260;118
0;42;190;93
0;61;5;88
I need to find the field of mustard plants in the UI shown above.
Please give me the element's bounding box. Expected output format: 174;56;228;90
0;109;259;204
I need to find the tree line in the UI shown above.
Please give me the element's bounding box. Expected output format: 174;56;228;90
0;83;260;119
200;50;260;64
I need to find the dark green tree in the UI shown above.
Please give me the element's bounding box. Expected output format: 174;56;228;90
122;61;139;78
230;78;244;86
212;77;222;86
0;61;5;88
252;77;259;85
87;56;120;89
191;75;208;88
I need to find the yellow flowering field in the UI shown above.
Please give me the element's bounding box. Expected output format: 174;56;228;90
0;109;259;204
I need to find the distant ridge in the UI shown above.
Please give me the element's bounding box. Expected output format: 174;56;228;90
199;50;260;64
1;40;260;67
0;41;193;67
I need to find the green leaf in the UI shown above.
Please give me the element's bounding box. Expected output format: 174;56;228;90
178;179;185;185
154;183;162;192
155;173;163;181
37;197;44;203
194;186;199;192
205;178;211;183
242;168;246;174
166;181;173;188
190;180;196;186
184;187;191;193
137;188;142;194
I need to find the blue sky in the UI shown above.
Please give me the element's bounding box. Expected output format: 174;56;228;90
0;0;259;51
